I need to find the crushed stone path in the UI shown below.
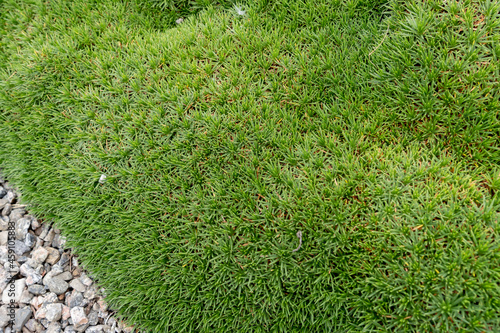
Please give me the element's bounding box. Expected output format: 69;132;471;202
0;177;138;333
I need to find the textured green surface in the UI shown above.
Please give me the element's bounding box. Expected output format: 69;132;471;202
0;0;499;331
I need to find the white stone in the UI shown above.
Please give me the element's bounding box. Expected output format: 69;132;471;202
43;265;64;286
69;279;86;293
0;246;9;265
15;218;31;240
0;267;8;294
0;305;11;328
45;247;61;265
30;295;43;311
31;247;49;264
86;325;105;333
20;263;42;285
0;217;8;231
19;288;33;304
0;231;7;246
45;303;63;322
79;273;93;287
0;199;9;211
70;307;88;329
1;278;26;304
46;276;69;295
46;321;62;333
40;292;58;305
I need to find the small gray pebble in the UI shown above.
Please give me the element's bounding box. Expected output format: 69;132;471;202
0;306;9;329
26;318;44;332
57;253;71;268
79;274;92;287
0;216;8;231
9;208;25;223
85;325;105;333
67;291;85;308
0;199;9;212
46;247;61;265
24;233;37;248
39;292;58;305
69;279;86;293
13;307;32;332
45;303;63;322
44;229;56;244
42;265;63;286
1;203;12;217
58;271;73;281
88;310;99;326
19;289;34;304
0;231;7;246
40;318;50;328
34;237;44;249
64;325;77;333
31;218;41;230
14;240;31;256
46;322;62;333
38;224;51;240
83;287;96;300
4;191;15;203
70;306;89;331
31;247;49;265
20;263;42;285
15;218;31;240
17;255;29;264
46;276;69;295
28;284;47;295
52;234;66;249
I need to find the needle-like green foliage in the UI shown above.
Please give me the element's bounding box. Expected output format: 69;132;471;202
125;0;238;30
0;0;499;331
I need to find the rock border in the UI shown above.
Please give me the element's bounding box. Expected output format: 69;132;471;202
0;178;138;333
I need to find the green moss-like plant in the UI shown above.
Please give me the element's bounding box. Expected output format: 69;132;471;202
0;0;498;331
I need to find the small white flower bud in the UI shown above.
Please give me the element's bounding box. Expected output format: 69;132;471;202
99;174;107;184
234;5;246;16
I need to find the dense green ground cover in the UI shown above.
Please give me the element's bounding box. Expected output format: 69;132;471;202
0;0;499;331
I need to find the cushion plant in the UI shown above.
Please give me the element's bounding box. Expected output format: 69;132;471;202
0;0;499;331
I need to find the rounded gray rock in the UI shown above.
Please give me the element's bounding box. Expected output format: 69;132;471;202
46;276;69;295
9;208;25;223
1;203;12;216
31;246;49;264
46;247;61;265
69;279;86;293
15;218;31;240
45;303;63;322
28;284;47;295
14;240;31;256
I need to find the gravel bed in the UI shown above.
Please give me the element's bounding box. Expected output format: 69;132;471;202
0;178;137;333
